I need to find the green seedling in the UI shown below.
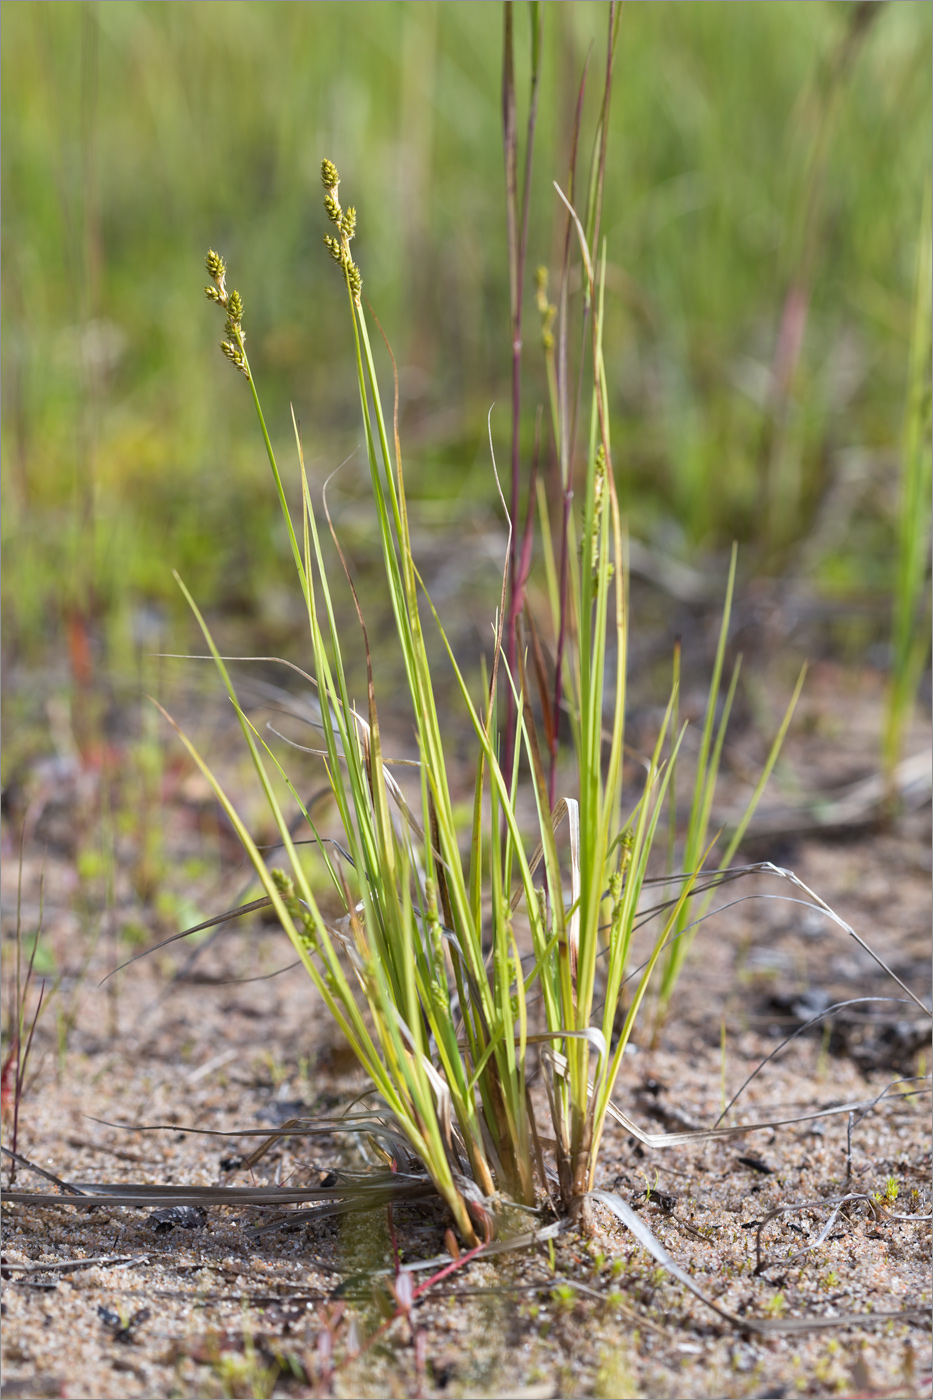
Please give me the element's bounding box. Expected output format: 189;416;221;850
550;1282;576;1311
870;1175;899;1217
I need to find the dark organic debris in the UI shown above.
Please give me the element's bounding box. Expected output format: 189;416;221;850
630;1187;677;1214
219;1155;244;1172
737;1155;775;1175
97;1305;151;1343
762;991;931;1074
852;1018;933;1074
768;988;835;1028
257;1098;314;1127
631;1086;702;1133
147;1205;208;1233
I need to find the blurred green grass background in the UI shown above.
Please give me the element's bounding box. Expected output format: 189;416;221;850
2;0;930;675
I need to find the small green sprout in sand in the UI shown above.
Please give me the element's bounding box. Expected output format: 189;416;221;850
870;1175;899;1216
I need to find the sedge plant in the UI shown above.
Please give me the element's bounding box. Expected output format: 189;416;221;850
172;147;798;1241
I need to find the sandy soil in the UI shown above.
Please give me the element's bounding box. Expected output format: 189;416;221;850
2;656;930;1400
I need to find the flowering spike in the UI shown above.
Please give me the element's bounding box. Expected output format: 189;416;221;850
205;251;248;376
320;162;362;304
220;340;249;376
536;265;556;352
205;249;226;282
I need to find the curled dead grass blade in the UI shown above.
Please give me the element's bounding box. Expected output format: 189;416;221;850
750;1192;929;1277
715;997;923;1125
588;1189;932;1336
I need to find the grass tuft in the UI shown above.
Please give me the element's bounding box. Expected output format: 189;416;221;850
171;112;806;1239
151;11;924;1245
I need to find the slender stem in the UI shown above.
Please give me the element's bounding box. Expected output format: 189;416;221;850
549;54;590;806
502;1;543;782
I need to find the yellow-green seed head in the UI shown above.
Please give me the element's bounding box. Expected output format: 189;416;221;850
205;248;226;281
204;285;223;304
320;161;362;297
535;266;556;350
225;289;244;327
220;339;249;376
271;868;296;900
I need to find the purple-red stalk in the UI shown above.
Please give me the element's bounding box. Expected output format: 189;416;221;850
549;58;590;807
502;1;543;784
